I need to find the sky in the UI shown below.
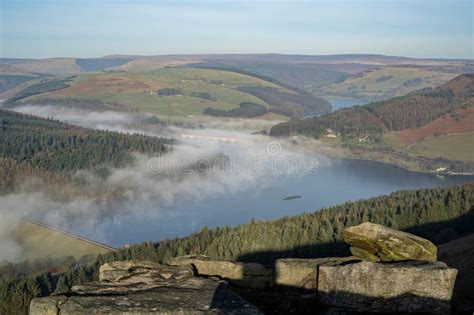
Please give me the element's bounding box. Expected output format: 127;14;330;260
0;0;472;59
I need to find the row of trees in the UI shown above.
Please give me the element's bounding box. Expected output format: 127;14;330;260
203;102;267;118
191;92;217;102
2;183;473;314
237;85;331;117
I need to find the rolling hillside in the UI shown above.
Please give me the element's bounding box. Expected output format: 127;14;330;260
319;65;458;101
2;54;469;104
7;67;330;119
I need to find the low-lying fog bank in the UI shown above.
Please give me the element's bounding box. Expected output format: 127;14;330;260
0;104;324;262
1;104;472;263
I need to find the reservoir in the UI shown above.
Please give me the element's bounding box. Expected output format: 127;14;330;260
13;105;473;247
327;98;367;110
87;156;473;247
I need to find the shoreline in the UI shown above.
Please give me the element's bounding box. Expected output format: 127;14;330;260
311;140;474;177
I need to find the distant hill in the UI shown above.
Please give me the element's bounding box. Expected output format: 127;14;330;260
75;58;134;72
1;54;469;103
269;74;474;172
7;67;330;119
318;65;460;101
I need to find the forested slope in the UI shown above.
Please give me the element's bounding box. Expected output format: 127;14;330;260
270;74;474;137
0;109;171;174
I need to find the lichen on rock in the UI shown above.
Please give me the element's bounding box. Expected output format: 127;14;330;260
343;222;437;262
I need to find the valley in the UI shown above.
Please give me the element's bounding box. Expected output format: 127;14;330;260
2;1;473;313
1;55;473;253
271;74;474;174
0;53;473;314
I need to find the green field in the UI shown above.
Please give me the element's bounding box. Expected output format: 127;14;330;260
408;132;474;162
320;66;457;101
12;220;113;261
26;68;291;118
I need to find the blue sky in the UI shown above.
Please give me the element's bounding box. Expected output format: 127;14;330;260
1;0;472;59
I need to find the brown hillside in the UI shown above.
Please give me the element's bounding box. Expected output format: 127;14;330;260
394;105;474;145
441;74;474;98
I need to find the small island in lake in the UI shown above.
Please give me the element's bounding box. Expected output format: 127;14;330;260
283;195;302;200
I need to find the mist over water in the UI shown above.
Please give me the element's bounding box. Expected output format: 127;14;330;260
3;105;322;248
1;104;473;256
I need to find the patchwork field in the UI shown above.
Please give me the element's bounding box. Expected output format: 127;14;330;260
25;68;290;118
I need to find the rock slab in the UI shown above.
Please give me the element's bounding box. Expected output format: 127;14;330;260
318;261;457;313
99;260;194;284
343;222;437;262
274;257;359;289
31;278;261;315
30;260;262;315
168;256;273;288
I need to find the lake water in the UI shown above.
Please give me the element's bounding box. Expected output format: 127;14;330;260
328;98;367;111
303;98;367;119
95;158;473;247
13;105;473;248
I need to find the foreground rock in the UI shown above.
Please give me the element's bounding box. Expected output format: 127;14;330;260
274;257;359;289
31;278;261;315
343;222;437;262
99;260;194;284
30;261;261;315
318;260;457;313
168;255;273;288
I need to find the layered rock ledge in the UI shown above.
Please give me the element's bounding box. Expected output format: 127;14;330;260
30;260;262;315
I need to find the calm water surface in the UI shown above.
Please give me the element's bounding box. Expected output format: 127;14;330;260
15;104;473;247
327;98;367;110
97;159;473;247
